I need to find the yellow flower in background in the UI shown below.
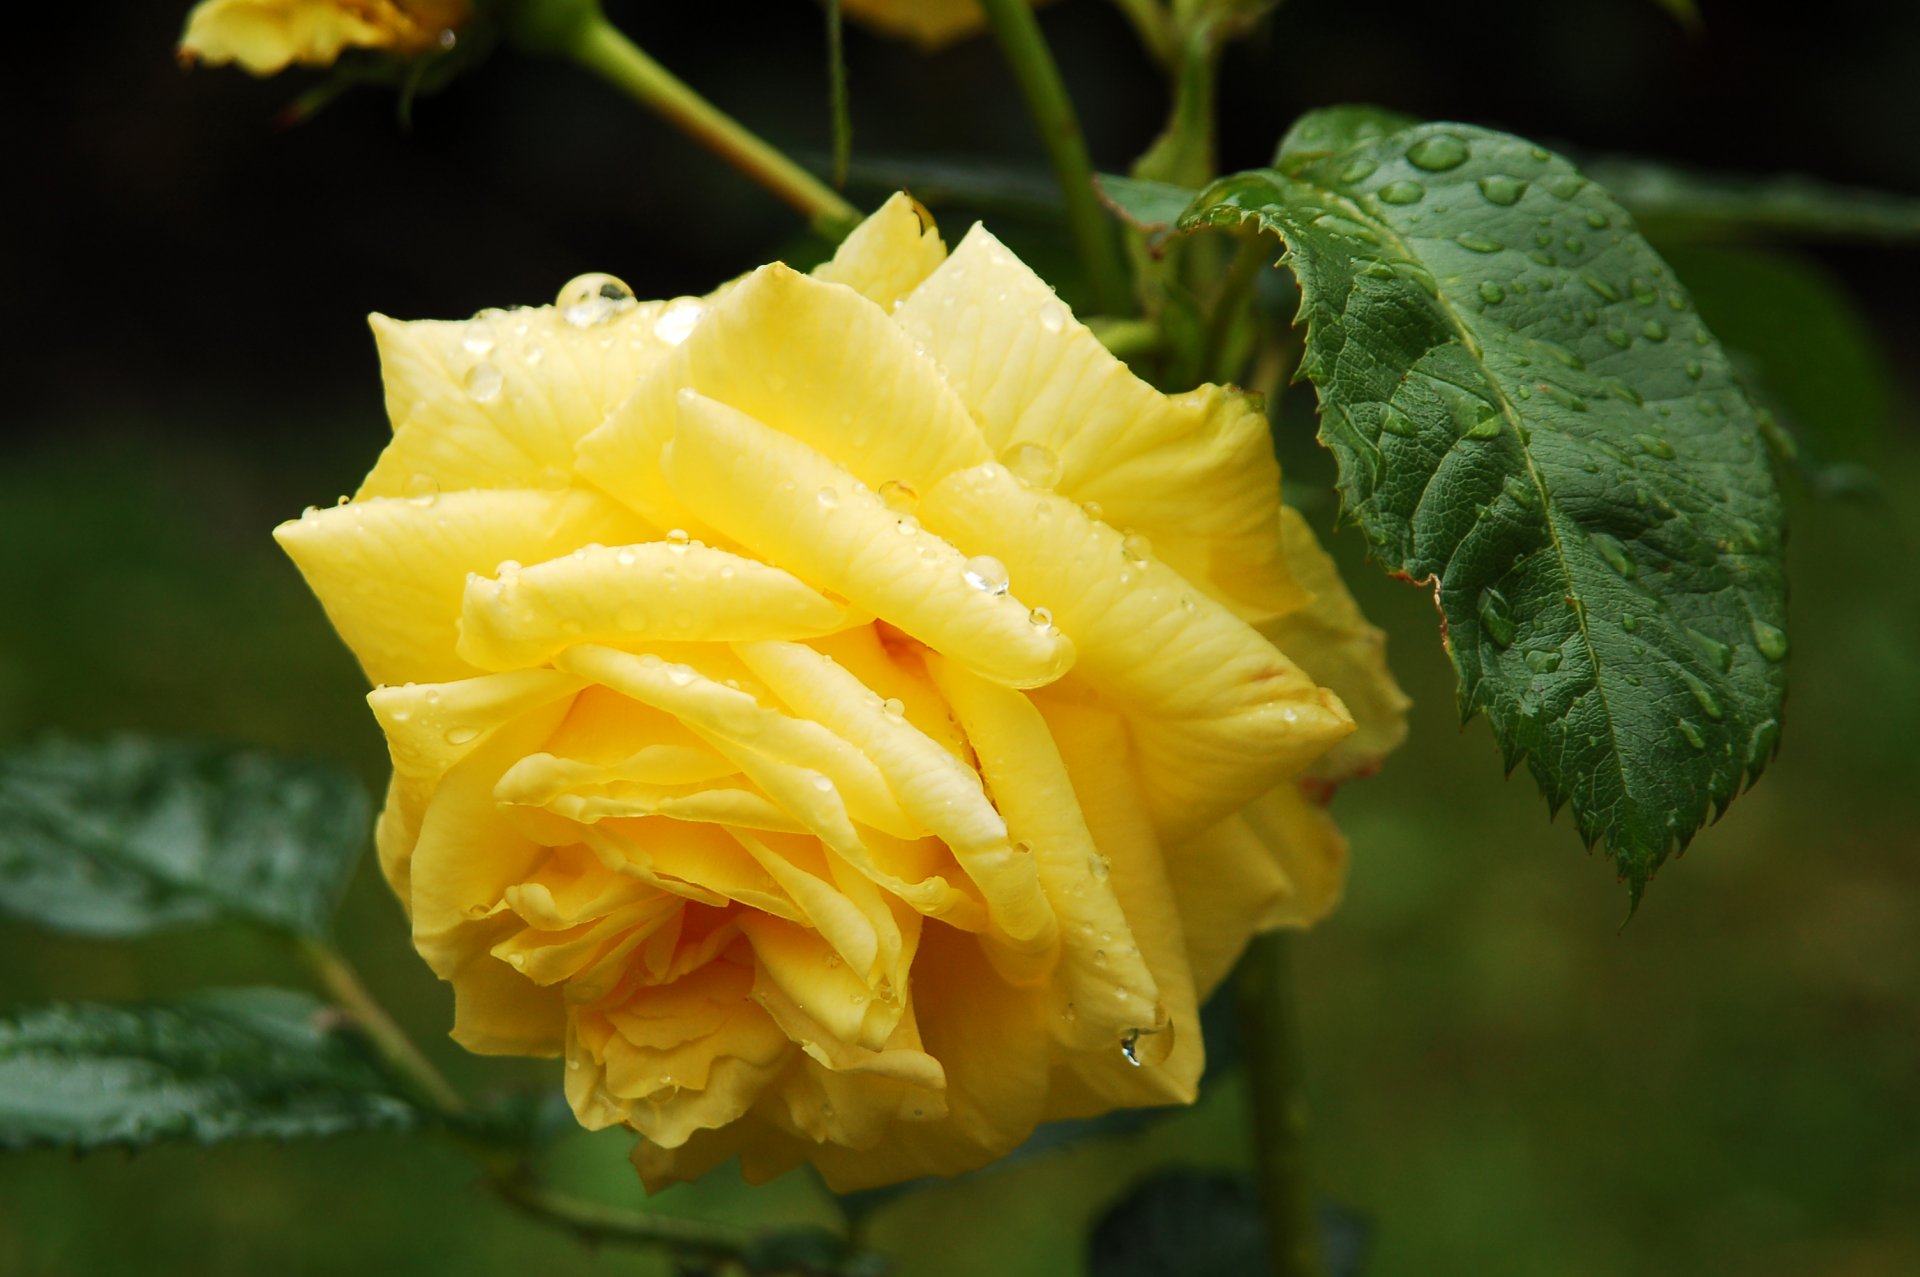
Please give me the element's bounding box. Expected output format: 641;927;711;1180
179;0;469;75
275;194;1406;1190
839;0;998;49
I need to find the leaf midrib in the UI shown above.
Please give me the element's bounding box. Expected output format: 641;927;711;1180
1274;167;1638;834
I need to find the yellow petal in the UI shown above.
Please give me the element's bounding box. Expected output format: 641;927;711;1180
358;296;680;500
555;644;914;839
919;461;1353;836
1035;697;1202;1112
662;392;1072;690
1262;507;1412;785
811;192;949;311
576;263;989;532
368;668;585;915
928;657;1163;1058
179;0;388;74
894;224;1304;619
806;922;1052;1192
739;640;1053;956
457;541;847;671
274;488;651;686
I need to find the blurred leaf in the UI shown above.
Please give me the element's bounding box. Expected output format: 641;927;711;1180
1088;1170;1371;1277
1657;244;1895;463
1648;0;1703;32
0;989;424;1151
0;736;370;939
1173;113;1789;896
1097;174;1199;238
839;155;1063;219
1272;104;1417;170
1584;157;1920;244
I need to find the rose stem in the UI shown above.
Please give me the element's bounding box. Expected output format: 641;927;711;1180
1236;931;1326;1277
1107;0;1178;67
297;936;467;1116
520;3;861;239
976;0;1133;314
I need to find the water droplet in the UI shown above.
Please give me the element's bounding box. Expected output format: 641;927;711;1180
1634;433;1676;460
816;486;839;509
1001;442;1060;489
962;555;1010;594
1456;233;1504;254
1541;382;1588;412
1038;304;1067;334
895;514;921;536
1749;718;1781;765
1585;210;1611;230
1581;273;1620;303
557;273;636;327
444;725;479;746
1528;249;1558;267
878;478;919;512
1338;158;1378;185
1080;499;1106;523
1563;236;1587;255
404;473;439;507
1641;320;1668;342
1752;619;1788;662
1525;648;1562;673
1376;180;1425;205
1680;669;1723;720
1028;606;1053;629
1477;586;1517;648
460;328;495;357
1478;280;1507;305
1684;360;1704;380
1477;174;1526;206
1621;613;1639;632
664;528;691;552
1591;532;1635;578
1544;173;1586;200
1607;329;1633;349
1677;719;1706;751
463;361;502;403
880;697;906;719
1120;532;1152;564
1407;133;1470;171
1463;408;1502;439
652;297;706;346
1688;628;1734;672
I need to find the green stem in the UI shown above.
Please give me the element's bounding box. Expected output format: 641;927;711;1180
298;937;466;1116
1236;932;1324;1277
1202;232;1272;383
558;13;860;237
976;0;1132;312
490;1168;751;1261
1108;0;1177;65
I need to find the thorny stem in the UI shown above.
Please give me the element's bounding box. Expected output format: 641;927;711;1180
298;936;466;1116
977;0;1133;313
563;14;861;238
1236;932;1325;1277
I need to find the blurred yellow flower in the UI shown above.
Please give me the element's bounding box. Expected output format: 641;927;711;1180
839;0;1014;48
178;0;468;75
275;194;1405;1189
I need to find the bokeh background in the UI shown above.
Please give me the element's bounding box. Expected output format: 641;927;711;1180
5;0;1918;1273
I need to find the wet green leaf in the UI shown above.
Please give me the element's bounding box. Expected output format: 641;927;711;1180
1170;113;1789;896
0;990;423;1151
0;737;370;938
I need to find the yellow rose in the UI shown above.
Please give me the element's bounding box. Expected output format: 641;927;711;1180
179;0;469;75
275;194;1405;1190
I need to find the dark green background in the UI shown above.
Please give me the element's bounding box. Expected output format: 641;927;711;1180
4;0;1916;1272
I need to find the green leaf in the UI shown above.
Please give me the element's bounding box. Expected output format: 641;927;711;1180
0;989;425;1151
1096;174;1200;238
0;737;371;939
1583;157;1920;244
1272;104;1416;171
1175;115;1788;894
